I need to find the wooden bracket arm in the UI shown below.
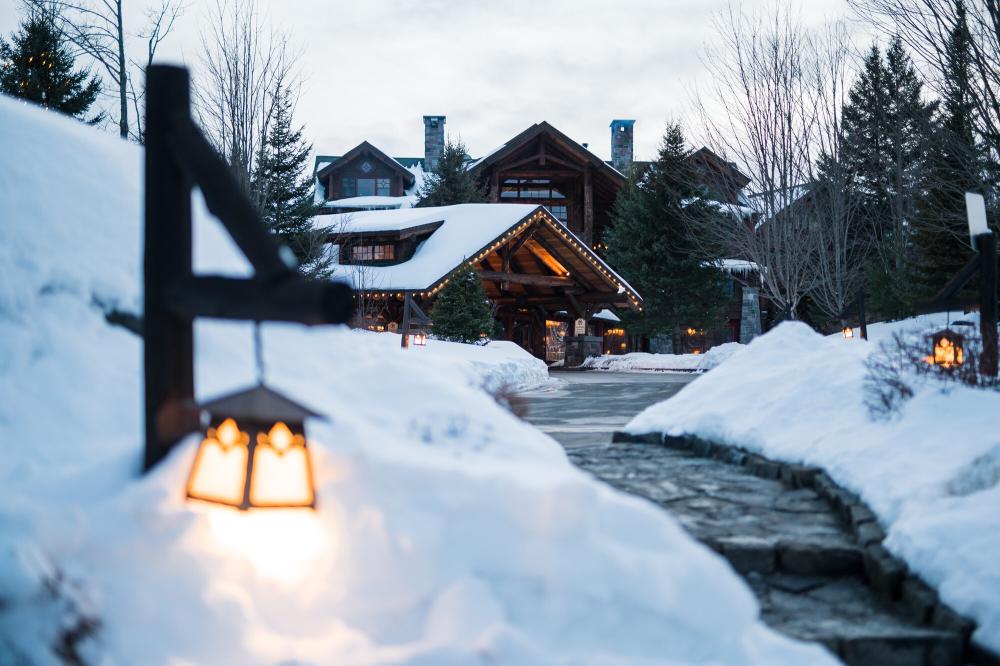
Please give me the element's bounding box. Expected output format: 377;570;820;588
168;276;354;325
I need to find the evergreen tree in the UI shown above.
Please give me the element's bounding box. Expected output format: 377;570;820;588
839;37;936;318
910;1;991;298
251;85;326;276
603;122;728;339
0;7;101;121
430;270;494;344
416;138;485;207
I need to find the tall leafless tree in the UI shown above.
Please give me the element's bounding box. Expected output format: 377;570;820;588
851;0;999;165
194;0;297;203
27;0;183;140
692;4;824;319
806;22;869;323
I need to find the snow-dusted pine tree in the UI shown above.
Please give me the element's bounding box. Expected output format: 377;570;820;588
604;122;728;339
430;270;494;344
415;138;485;207
251;85;328;277
0;7;101;121
839;38;936;317
911;2;996;299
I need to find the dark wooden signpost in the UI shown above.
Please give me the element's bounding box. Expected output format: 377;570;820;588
916;193;997;377
400;292;432;349
143;65;353;472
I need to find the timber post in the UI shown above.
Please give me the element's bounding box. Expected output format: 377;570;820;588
978;232;997;376
143;66;196;472
142;64;353;472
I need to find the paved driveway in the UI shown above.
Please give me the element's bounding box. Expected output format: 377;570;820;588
515;370;694;449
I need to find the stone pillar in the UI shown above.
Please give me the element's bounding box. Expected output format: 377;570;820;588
610;119;635;173
423;115;446;172
739;286;762;344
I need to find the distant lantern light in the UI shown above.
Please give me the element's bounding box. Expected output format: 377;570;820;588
925;329;965;369
413;332;428;347
186;385;319;510
842;326;854;339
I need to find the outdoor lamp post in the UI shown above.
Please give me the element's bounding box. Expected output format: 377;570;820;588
186;385;320;510
842;326;854;339
413;331;428;347
926;329;965;369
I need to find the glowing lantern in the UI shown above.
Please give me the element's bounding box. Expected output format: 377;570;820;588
413;332;428;347
187;385;319;510
925;329;965;369
842;326;854;339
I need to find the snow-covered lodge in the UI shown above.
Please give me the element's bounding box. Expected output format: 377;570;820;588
313;117;759;361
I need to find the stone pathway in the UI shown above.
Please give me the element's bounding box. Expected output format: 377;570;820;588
516;371;967;666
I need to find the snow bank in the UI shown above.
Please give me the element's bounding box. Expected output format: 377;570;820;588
626;321;1000;653
582;343;744;373
355;332;550;393
0;95;837;665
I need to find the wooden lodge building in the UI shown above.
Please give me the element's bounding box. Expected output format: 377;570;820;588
313;117;761;361
318;204;642;362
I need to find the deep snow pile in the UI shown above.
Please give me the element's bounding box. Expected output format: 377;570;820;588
581;342;744;373
626;321;1000;653
381;334;549;393
0;95;839;665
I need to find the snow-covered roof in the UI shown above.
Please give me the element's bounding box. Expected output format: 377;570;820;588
593;309;621;323
322;196;410;211
712;259;759;274
315;204;640;303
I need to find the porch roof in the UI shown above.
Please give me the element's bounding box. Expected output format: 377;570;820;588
314;204;642;310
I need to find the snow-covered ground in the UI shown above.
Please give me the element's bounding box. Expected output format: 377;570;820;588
581;342;744;373
358;333;550;394
626;320;1000;654
0;96;840;663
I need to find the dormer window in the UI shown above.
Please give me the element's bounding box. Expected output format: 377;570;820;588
352;244;395;262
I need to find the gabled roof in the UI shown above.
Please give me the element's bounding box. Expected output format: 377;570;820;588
313;204;641;307
467;121;628;185
315;141;416;188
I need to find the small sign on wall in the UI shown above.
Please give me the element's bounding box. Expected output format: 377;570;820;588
574;318;586;336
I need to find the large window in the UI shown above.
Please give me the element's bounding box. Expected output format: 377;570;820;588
500;179;566;200
343;177;391;198
352;244;395;262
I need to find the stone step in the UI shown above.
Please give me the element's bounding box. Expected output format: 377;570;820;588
746;572;963;666
707;536;864;577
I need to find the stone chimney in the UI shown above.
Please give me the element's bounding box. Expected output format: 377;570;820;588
610;119;635;173
423;115;446;172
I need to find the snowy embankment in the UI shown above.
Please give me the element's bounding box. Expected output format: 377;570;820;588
581;342;743;373
387;335;549;394
0;97;837;664
626;321;1000;654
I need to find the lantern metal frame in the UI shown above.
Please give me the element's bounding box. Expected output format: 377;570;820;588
186;385;320;510
927;328;965;369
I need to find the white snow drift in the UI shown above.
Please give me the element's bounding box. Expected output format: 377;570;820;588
581;343;744;373
626;320;1000;654
0;95;837;665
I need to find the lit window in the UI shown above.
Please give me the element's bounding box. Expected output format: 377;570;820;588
351;244;395;262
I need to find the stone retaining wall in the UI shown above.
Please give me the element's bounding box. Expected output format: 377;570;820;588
612;430;1000;666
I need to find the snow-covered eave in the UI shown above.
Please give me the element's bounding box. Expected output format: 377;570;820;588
349;206;643;310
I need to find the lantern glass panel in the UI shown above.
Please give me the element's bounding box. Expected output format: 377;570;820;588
249;440;314;507
187;419;250;506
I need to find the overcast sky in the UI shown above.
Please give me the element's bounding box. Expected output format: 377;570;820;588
0;0;862;162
